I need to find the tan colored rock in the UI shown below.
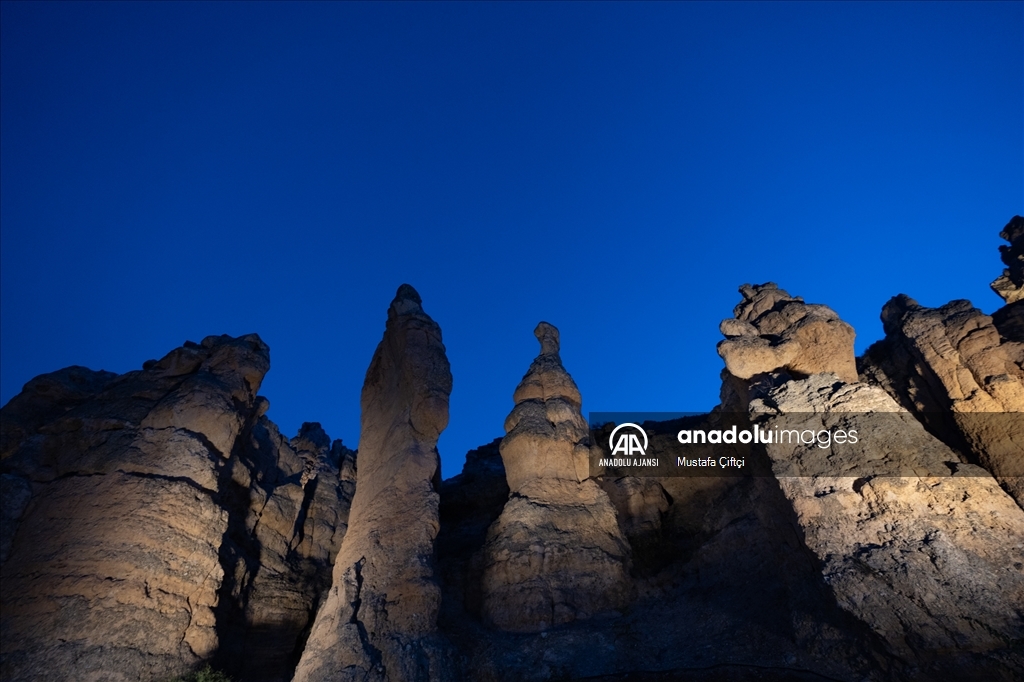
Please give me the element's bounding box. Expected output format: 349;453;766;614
717;283;857;384
747;374;1024;677
0;335;270;681
0;366;117;461
479;323;630;633
1;335;351;682
860;294;1024;506
292;284;455;682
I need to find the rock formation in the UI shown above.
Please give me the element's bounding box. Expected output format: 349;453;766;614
859;295;1024;508
717;283;858;413
4;220;1024;682
479;322;631;632
747;375;1024;679
292;284;455;682
991;215;1024;305
219;420;355;682
0;335;351;682
716;282;1024;679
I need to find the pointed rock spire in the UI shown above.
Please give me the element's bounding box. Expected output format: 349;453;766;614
293;284;455;682
479;322;630;632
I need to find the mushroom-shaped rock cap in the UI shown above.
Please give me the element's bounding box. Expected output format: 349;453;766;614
512;322;582;408
718;283;857;382
389;283;424;318
535;321;560;355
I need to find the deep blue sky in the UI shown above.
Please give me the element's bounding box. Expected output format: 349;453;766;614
2;2;1021;479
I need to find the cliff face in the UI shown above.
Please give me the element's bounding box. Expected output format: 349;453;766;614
2;219;1023;682
714;287;1024;679
0;335;353;682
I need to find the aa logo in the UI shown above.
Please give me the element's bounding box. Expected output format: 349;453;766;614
609;423;648;457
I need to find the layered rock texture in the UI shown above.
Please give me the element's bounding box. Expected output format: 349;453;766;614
859;294;1024;507
479;323;630;632
292;285;455;682
718;283;858;383
0;335;352;682
3;220;1024;682
748;376;1024;679
716;283;1024;680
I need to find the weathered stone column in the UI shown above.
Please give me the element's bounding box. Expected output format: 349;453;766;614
479;322;630;632
292;285;454;682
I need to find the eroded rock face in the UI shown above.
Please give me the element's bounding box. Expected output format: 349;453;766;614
747;374;1024;680
0;365;117;461
292;284;455;682
479;323;630;633
0;336;351;682
0;335;268;680
717;283;858;388
859;295;1024;507
991;216;1024;304
218;420;355;682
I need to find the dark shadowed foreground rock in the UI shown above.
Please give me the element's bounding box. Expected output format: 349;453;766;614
292;285;455;682
479;322;631;632
0;335;352;682
991;215;1024;305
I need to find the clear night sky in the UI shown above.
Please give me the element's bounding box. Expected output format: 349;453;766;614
1;1;1021;479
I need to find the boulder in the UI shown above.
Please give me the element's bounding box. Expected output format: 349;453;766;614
717;284;858;404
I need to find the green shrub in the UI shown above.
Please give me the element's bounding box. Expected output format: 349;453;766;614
168;664;232;682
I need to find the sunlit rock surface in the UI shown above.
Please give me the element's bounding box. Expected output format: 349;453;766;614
0;335;351;682
859;294;1024;507
747;374;1024;680
479;322;631;632
292;284;456;682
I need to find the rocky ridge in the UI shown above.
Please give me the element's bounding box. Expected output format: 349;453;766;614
1;218;1023;682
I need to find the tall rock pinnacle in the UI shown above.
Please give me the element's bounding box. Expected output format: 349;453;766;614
292;285;455;682
479;322;630;632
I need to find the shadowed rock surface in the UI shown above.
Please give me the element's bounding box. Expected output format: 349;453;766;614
292;284;455;682
991;216;1024;305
